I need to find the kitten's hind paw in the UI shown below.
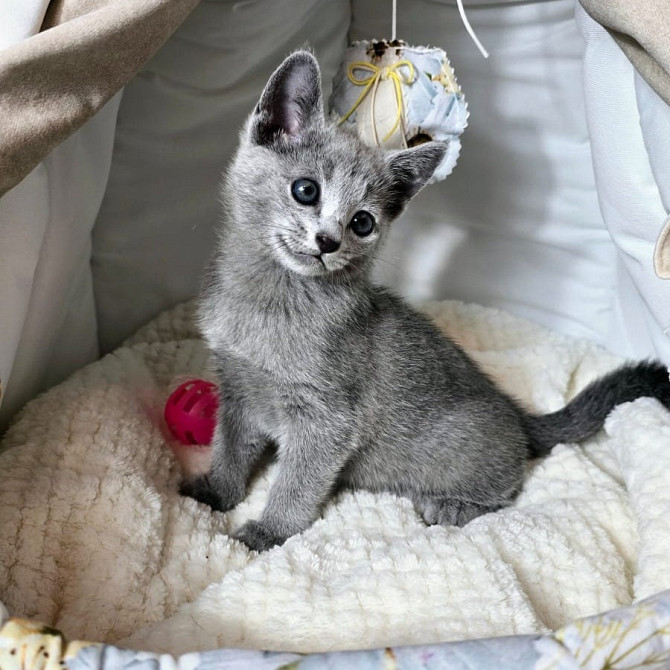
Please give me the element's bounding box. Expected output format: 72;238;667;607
180;475;227;512
234;520;285;552
418;496;502;527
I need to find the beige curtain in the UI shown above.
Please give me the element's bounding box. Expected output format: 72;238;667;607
0;0;199;428
0;0;200;197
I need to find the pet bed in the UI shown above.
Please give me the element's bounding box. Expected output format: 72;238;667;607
1;299;669;667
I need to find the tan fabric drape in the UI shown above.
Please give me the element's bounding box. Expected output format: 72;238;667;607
0;0;200;197
579;0;670;107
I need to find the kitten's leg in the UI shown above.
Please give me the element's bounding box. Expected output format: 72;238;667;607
180;397;267;513
234;425;351;552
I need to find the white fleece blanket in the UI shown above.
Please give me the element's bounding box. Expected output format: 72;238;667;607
1;300;669;655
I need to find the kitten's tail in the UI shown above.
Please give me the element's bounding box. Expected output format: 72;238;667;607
523;361;670;457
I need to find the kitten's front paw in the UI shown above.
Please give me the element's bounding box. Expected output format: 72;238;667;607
180;475;228;512
234;521;285;552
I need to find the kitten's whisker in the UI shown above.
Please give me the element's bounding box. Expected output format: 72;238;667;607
369;253;403;273
259;223;299;237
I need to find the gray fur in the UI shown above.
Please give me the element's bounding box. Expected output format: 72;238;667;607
181;52;670;552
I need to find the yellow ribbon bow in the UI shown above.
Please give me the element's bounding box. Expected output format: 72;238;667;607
338;59;415;145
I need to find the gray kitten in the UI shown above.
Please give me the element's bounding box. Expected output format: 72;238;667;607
181;51;670;552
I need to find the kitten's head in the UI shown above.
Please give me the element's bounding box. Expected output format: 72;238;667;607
228;51;446;278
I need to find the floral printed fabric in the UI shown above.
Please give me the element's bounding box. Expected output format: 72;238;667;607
535;590;670;669
0;591;668;669
0;618;94;669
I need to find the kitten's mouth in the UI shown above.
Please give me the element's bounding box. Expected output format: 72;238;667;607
276;235;332;275
273;234;358;277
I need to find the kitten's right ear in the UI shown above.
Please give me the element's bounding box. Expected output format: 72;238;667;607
249;51;324;146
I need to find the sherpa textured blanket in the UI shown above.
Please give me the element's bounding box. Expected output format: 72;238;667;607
0;300;669;655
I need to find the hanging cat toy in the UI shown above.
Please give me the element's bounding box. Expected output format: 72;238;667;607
329;0;485;182
164;2;486;460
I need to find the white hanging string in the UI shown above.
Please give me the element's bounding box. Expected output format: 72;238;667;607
456;0;489;58
390;0;489;59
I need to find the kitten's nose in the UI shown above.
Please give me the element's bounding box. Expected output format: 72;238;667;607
315;234;340;254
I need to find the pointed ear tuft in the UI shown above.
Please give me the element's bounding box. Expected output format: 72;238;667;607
386;142;447;217
250;51;323;146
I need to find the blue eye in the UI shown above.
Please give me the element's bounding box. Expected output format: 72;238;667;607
350;210;375;237
291;178;320;205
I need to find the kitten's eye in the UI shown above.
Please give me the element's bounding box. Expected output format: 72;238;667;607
291;178;320;205
349;210;375;237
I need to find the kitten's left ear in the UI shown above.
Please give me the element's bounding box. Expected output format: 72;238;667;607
386;142;447;217
250;51;323;146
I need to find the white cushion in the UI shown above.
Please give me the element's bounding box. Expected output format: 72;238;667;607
0;0;50;50
576;4;670;361
0;95;121;430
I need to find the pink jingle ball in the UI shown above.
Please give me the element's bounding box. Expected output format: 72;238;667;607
164;379;219;446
